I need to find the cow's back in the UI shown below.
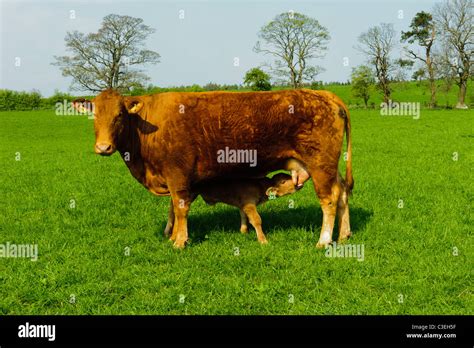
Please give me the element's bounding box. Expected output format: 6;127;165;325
137;89;345;183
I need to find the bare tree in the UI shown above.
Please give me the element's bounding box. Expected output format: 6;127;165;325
401;11;438;108
435;45;458;106
254;12;330;88
394;58;415;82
434;0;473;109
356;23;397;104
53;14;160;92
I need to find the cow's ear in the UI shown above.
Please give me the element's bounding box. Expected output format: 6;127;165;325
72;98;93;113
124;98;144;114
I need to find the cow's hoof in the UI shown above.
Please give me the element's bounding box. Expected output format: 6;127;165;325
240;227;248;234
316;241;329;249
164;226;172;238
337;231;352;243
173;239;187;249
258;239;268;245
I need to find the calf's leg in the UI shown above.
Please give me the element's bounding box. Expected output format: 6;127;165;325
242;204;267;244
239;209;249;233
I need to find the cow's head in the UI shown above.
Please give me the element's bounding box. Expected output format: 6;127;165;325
73;90;144;156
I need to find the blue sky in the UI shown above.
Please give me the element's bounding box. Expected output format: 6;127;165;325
0;0;438;96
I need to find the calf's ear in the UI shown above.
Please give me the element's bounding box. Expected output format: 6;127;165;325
265;187;276;197
124;98;144;114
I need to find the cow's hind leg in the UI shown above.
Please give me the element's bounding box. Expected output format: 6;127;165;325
164;199;175;238
337;173;351;243
309;167;342;248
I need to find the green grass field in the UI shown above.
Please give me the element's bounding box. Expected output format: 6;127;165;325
0;106;472;315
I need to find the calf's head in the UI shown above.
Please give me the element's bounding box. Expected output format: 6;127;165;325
73;90;144;156
265;173;299;198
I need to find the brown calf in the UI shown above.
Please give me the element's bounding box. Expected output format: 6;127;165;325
164;173;299;244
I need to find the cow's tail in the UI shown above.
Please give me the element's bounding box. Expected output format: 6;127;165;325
339;104;354;195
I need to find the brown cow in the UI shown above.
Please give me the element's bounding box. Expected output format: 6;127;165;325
76;89;353;249
164;173;300;244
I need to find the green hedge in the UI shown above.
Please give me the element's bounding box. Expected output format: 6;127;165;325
0;90;81;111
0;90;42;111
41;90;76;108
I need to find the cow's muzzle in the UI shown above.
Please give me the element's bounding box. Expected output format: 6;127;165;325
95;142;115;156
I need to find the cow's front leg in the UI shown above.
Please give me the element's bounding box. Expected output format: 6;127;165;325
164;198;174;238
169;190;194;249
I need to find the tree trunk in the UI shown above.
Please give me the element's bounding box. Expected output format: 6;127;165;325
426;54;436;108
289;65;298;89
292;73;298;89
456;80;468;109
378;67;391;104
290;75;296;89
383;90;390;104
382;80;391;104
429;78;436;108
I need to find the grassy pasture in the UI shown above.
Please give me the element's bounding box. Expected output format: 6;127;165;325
0;107;472;315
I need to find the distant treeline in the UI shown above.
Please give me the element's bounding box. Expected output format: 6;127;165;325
0;79;468;111
0;90;75;111
0;82;328;111
128;81;345;95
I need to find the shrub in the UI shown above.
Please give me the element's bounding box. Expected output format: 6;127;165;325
0;89;42;111
309;81;323;90
41;90;75;109
243;68;272;91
